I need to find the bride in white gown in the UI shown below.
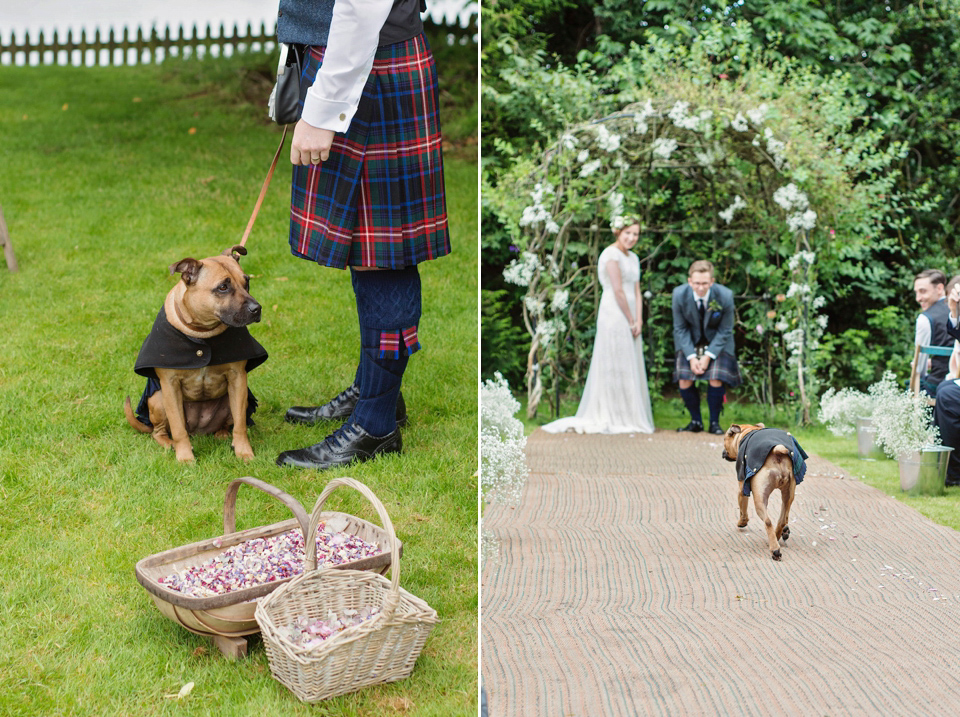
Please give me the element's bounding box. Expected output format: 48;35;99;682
542;219;655;434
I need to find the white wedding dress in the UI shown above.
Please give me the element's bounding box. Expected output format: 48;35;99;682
542;245;655;434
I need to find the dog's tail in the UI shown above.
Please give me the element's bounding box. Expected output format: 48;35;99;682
124;396;151;433
769;445;792;481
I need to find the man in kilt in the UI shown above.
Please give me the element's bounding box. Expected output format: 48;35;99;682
672;259;741;435
275;0;451;469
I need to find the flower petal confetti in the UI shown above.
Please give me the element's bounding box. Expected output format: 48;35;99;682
158;524;381;597
281;607;381;650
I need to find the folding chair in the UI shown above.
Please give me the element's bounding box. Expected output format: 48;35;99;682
909;344;954;406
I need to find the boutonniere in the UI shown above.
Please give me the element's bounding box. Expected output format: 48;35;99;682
708;299;722;314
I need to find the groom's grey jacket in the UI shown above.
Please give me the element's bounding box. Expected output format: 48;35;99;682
672;282;736;360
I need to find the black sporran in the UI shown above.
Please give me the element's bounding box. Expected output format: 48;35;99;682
269;43;303;125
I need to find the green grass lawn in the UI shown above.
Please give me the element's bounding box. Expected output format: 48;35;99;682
523;393;960;532
0;53;477;716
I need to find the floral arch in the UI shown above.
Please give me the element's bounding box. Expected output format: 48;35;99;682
490;59;909;422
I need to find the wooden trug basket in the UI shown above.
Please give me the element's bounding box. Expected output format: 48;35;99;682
256;477;438;702
135;476;398;658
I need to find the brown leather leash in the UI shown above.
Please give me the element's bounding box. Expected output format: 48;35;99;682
239;124;289;248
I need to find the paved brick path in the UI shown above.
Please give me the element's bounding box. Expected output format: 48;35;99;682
481;429;960;716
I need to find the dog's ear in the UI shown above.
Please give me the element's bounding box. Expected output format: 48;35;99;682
727;424;742;435
222;245;248;263
170;258;203;285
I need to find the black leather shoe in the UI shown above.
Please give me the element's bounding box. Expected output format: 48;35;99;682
276;422;402;470
677;421;703;433
285;385;407;427
708;422;725;435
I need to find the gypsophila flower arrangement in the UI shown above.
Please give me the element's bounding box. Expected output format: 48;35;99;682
867;372;939;459
481;373;530;568
818;387;875;437
480;373;529;507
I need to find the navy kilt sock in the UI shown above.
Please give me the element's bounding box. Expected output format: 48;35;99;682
349;267;421;437
706;384;726;425
679;386;702;425
351;361;362;390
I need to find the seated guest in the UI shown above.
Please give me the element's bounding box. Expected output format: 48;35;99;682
931;276;960;487
945;275;960;380
934;378;960;487
913;269;951;396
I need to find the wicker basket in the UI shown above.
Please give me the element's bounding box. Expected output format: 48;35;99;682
256;477;438;702
135;477;397;643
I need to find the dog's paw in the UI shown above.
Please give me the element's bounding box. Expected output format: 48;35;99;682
781;526;790;542
737;519;749;528
233;443;255;462
772;549;782;561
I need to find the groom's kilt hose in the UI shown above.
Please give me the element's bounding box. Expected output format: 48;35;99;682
290;34;451;270
674;351;742;388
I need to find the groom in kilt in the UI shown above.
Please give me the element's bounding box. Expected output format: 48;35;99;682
274;0;451;470
672;259;741;435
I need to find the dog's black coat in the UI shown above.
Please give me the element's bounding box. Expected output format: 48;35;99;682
132;310;268;428
736;428;808;496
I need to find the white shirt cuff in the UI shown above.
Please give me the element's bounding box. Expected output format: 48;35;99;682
705;351;717;360
300;97;355;133
686;353;698;362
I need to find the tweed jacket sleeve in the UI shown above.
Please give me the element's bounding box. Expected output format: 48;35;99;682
705;284;736;359
672;285;697;359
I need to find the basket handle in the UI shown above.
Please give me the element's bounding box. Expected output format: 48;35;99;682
307;477;401;611
222;476;310;543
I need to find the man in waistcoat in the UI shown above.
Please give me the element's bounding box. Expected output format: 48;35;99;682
913;269;951;397
672;259;741;435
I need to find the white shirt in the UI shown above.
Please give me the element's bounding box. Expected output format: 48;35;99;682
301;0;394;133
916;313;933;377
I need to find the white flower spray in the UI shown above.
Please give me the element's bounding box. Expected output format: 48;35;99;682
868;372;939;458
781;249;827;424
718;195;746;225
818;387;875;436
652;137;679;160
480;373;530;565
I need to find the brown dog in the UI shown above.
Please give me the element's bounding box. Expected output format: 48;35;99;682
721;423;807;561
124;246;267;462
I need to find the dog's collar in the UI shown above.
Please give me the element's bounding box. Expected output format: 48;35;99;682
173;302;221;336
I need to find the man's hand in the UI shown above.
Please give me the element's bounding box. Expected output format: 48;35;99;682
291;120;335;166
950;284;960;318
690;355;712;375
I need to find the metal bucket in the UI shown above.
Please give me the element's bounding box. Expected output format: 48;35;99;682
855;417;885;461
898;445;954;495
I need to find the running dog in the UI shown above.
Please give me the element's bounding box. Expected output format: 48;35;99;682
721;423;808;561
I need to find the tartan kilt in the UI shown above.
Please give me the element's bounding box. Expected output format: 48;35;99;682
289;34;451;269
674;351;742;388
